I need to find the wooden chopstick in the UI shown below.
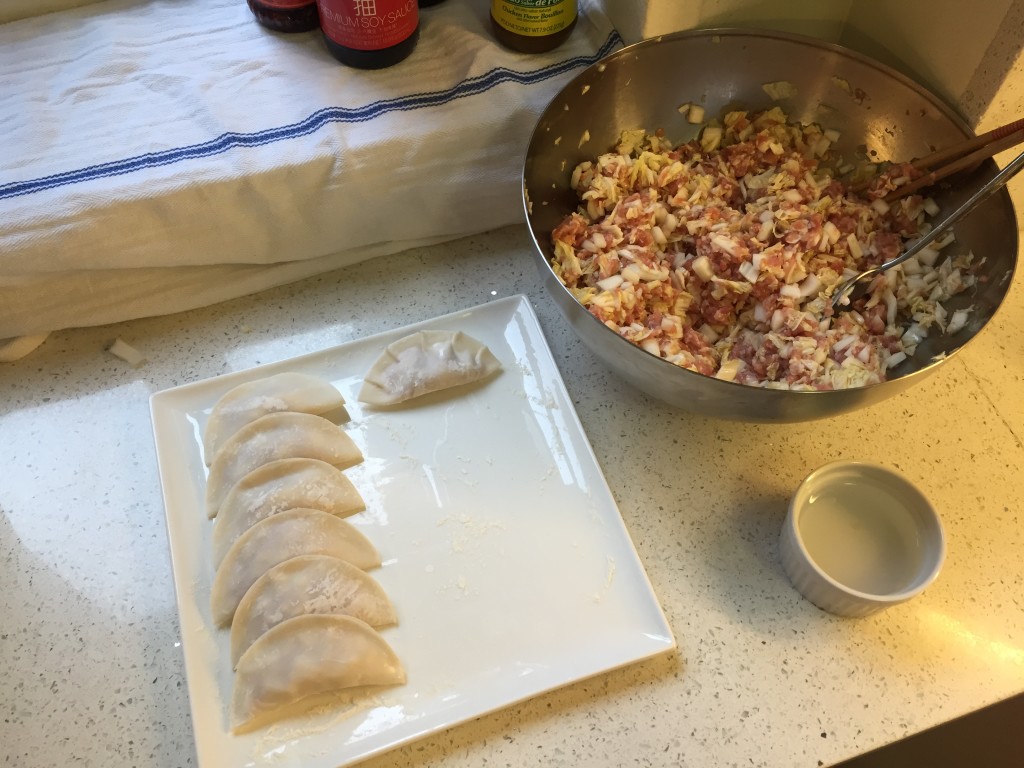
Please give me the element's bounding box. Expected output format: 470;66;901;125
885;125;1024;201
909;116;1024;171
848;116;1024;200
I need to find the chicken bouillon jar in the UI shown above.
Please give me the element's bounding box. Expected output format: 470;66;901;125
317;0;420;69
490;0;577;53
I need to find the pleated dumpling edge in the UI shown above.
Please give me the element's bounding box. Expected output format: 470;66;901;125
358;330;501;407
230;614;405;734
203;372;346;464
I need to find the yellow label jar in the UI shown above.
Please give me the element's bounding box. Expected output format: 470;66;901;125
490;0;578;53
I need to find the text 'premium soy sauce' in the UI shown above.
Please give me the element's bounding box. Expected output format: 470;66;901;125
317;0;420;69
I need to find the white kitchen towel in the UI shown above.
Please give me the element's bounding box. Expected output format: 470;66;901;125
0;0;620;346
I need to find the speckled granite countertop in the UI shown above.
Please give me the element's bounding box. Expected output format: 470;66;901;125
2;221;1023;768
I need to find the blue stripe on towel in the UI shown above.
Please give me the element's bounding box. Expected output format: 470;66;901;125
0;31;622;201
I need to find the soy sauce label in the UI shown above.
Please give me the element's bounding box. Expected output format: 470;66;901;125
491;0;576;37
319;0;418;51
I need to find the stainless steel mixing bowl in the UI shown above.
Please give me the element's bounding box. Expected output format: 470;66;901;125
523;28;1019;422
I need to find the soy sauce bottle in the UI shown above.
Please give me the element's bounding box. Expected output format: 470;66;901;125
317;0;419;69
247;0;320;33
490;0;577;53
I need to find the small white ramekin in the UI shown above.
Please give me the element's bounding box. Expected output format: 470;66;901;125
780;461;946;618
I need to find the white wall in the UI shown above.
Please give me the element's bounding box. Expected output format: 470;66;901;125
842;0;1020;122
601;0;853;44
601;0;1022;127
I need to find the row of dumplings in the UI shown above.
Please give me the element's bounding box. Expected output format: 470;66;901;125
198;331;503;733
202;372;404;733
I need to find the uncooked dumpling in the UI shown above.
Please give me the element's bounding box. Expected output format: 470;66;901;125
203;372;346;464
358;330;501;406
230;554;396;667
231;614;405;733
211;458;366;568
205;412;363;519
210;508;380;627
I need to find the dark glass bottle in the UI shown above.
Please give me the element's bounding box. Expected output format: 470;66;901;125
490;0;577;53
418;0;446;6
247;0;320;33
317;0;419;69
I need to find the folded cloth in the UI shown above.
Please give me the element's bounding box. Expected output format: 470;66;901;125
0;0;620;348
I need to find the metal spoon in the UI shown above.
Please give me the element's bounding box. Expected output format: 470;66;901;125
832;149;1024;309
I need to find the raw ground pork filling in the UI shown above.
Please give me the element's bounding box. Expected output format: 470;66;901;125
550;108;977;390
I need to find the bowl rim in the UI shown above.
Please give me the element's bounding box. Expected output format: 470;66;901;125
786;460;947;603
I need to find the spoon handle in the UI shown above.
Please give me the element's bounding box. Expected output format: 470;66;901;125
832;149;1024;309
884;148;1024;272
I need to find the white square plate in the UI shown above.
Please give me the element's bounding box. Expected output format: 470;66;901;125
150;294;676;768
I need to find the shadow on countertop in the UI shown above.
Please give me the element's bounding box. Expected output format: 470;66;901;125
833;692;1024;768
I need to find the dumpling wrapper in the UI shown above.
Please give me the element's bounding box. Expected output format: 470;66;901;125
210;508;380;628
203;372;346;465
211;458;366;568
230;554;396;667
231;614;404;733
205;411;363;519
358;330;501;406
